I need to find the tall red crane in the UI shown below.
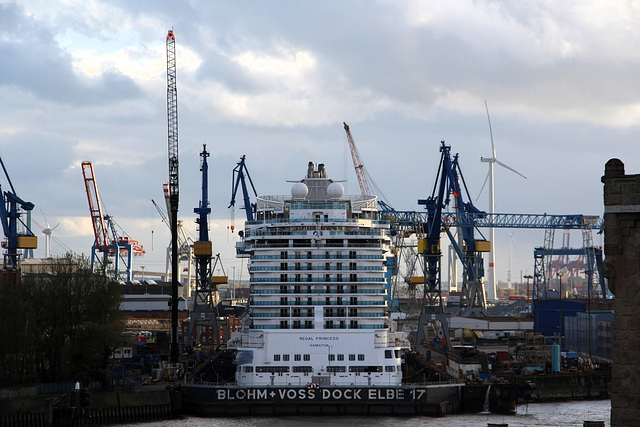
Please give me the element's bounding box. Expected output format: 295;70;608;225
81;161;145;282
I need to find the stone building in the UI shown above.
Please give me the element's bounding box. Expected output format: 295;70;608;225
602;158;640;426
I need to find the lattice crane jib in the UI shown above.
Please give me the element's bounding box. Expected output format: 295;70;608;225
81;161;108;251
166;30;179;212
343;122;372;197
166;28;180;364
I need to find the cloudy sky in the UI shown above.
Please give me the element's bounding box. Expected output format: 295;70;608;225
1;0;638;286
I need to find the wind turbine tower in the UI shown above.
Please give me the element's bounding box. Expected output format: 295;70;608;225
480;101;526;300
41;213;59;258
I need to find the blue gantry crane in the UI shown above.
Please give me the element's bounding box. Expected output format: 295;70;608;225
229;155;258;223
187;145;226;348
376;141;604;351
0;156;37;270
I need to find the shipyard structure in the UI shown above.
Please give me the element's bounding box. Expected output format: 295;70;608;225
182;163;468;416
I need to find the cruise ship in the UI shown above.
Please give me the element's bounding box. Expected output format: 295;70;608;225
227;162;410;387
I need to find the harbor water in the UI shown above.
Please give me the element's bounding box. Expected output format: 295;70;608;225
122;400;610;426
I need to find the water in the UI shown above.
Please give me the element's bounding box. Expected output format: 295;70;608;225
122;400;610;426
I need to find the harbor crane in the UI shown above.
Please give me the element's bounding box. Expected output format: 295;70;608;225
152;189;194;295
81;161;145;282
187;145;226;348
229;155;257;223
0;156;37;271
343;122;400;311
166;28;180;364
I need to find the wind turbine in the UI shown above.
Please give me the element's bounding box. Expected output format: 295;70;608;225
479;101;526;301
40;210;59;258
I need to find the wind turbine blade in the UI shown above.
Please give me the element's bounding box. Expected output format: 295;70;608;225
40;209;50;227
484;100;496;157
495;159;527;179
52;223;61;232
476;168;491;202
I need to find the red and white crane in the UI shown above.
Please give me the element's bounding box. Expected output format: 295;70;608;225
81;161;145;281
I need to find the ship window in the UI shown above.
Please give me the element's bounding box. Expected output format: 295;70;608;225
304;354;310;361
385;366;396;372
328;354;336;361
280;274;288;282
358;354;365;361
349;354;356;361
385;350;393;359
256;366;290;373
283;354;290;361
337;354;344;361
395;350;401;358
325;251;330;259
274;354;281;361
293;366;313;373
349;366;382;373
304;320;313;328
294;354;301;361
327;366;346;373
307;251;312;259
281;251;287;259
244;366;253;373
349;251;356;259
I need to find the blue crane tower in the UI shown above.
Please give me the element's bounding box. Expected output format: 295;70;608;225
411;141;488;352
0;156;37;271
187;145;224;348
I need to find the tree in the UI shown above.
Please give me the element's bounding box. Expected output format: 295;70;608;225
0;253;124;386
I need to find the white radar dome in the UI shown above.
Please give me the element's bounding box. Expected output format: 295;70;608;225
327;182;344;200
291;182;308;200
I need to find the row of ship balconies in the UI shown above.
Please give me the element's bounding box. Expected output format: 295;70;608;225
250;265;383;272
244;242;387;250
252;254;384;260
250;300;386;306
250;312;386;318
251;277;385;283
250;323;388;330
251;288;386;295
242;228;388;238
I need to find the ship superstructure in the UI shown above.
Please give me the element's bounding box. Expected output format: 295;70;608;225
228;162;409;387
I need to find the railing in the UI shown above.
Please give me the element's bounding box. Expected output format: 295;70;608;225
251;289;386;295
250;266;383;271
251;277;385;283
251;300;386;306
